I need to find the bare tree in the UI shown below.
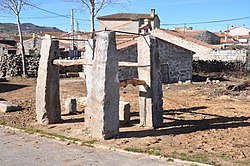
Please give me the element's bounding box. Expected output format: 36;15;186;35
0;0;32;77
65;0;127;37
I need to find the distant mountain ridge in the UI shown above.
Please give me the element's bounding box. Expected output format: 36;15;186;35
0;23;64;37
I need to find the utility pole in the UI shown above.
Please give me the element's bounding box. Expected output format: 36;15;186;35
76;19;79;49
71;9;74;51
225;24;229;44
184;23;186;34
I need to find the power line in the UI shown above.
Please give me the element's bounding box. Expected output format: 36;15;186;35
161;16;250;26
24;3;89;21
25;3;70;18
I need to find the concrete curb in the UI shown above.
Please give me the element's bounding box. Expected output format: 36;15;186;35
0;124;211;166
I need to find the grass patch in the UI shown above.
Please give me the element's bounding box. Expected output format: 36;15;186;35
124;147;161;156
124;147;145;153
145;147;161;156
0;121;6;125
235;159;250;166
1;123;99;148
164;151;208;164
81;140;98;147
15;126;80;142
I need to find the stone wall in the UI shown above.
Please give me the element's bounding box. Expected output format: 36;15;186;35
194;50;248;62
158;39;193;82
193;60;247;73
0;53;82;77
22;38;42;56
0;54;39;77
118;38;193;83
118;44;138;80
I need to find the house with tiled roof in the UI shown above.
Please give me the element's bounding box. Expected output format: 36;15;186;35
150;28;215;60
115;34;194;83
215;32;237;45
97;9;160;34
0;39;17;55
226;26;250;36
174;27;220;45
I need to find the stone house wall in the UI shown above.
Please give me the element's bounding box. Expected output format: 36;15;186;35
157;39;193;83
99;20;139;33
118;38;194;83
117;44;138;80
21;38;42;56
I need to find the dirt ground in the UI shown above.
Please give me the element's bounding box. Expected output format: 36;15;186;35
0;73;250;166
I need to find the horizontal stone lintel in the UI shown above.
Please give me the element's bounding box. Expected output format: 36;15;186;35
53;59;150;68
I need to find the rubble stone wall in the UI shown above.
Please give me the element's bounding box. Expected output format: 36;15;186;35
193;60;247;73
0;53;82;77
0;54;39;77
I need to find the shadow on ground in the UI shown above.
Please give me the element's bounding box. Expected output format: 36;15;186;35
192;74;229;82
0;83;28;93
120;106;250;138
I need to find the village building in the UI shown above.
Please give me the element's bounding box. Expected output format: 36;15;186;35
117;36;194;83
97;9;160;34
215;26;250;47
22;36;42;56
0;39;17;55
174;27;220;45
150;28;214;60
226;26;250;36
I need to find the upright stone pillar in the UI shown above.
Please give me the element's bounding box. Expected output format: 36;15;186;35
36;39;61;124
138;36;163;128
88;31;120;140
84;39;95;129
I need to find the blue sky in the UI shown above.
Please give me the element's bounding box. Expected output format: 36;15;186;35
1;0;250;32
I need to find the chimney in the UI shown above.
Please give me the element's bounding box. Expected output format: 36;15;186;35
150;9;155;18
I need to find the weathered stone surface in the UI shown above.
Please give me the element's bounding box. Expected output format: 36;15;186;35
88;31;119;140
35;39;61;124
119;101;130;124
0;101;22;113
65;98;77;114
138;35;163;128
84;39;95;130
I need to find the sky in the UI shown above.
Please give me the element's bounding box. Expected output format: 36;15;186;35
1;0;250;33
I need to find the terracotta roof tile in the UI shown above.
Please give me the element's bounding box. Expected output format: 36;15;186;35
156;29;215;49
97;13;157;20
117;39;137;50
220;38;238;44
175;29;207;36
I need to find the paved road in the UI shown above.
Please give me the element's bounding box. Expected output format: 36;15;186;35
0;126;198;166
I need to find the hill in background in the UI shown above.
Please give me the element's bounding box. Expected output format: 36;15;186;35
0;23;64;37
